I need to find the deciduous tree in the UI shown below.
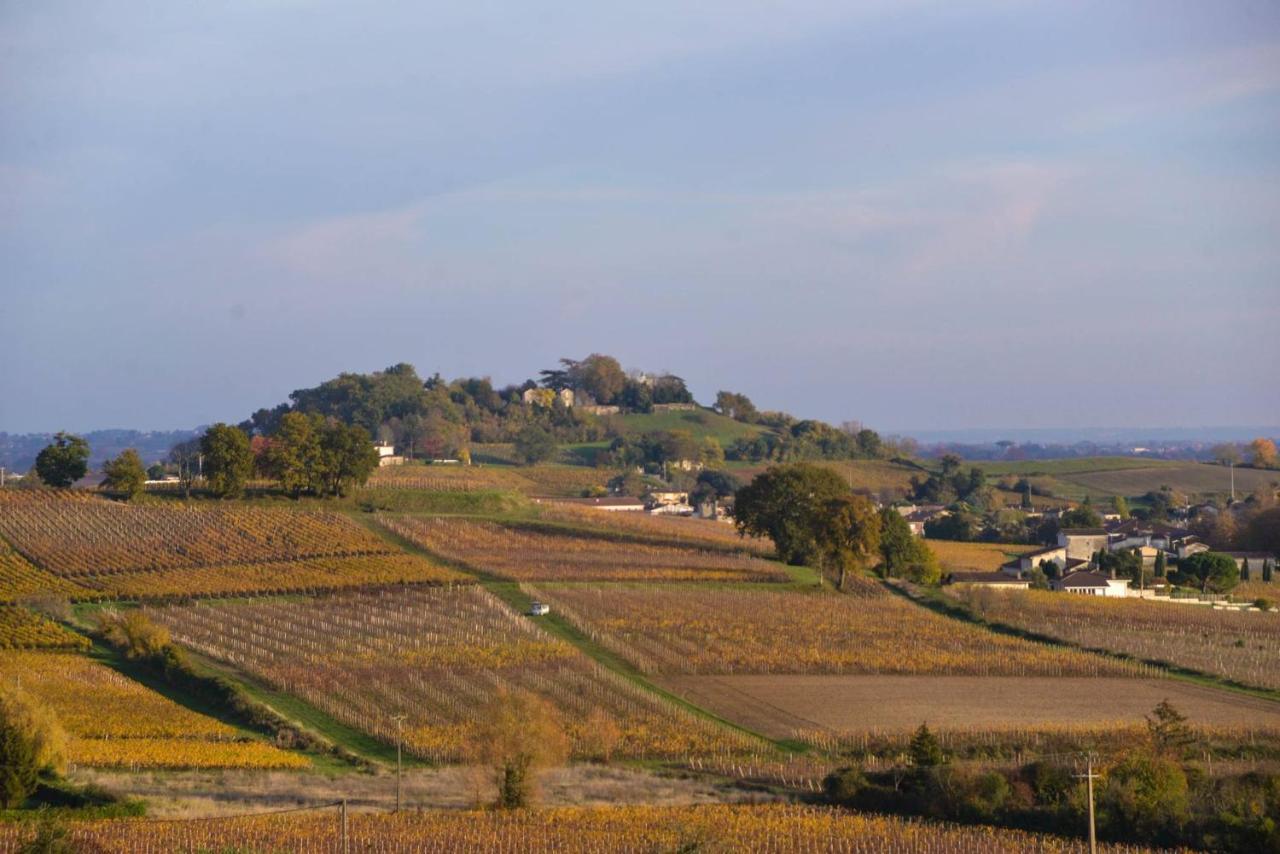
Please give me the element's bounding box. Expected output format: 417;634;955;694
33;433;89;488
466;690;569;808
734;464;850;565
100;448;147;500
199;424;253;499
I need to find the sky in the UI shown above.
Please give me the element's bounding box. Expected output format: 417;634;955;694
2;1;1279;435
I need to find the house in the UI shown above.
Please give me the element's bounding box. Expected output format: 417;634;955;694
1010;545;1068;575
522;388;575;408
1052;569;1130;597
1057;528;1109;561
374;443;405;467
947;571;1033;590
651;403;698;412
1176;540;1210;560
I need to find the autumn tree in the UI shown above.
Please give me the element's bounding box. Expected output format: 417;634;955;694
200;423;253;498
264;411;323;497
571;354;626;405
1249;437;1278;469
100;448;148;500
0;684;67;808
814;494;882;590
467;690;570;808
33;433;89;488
878;508;941;585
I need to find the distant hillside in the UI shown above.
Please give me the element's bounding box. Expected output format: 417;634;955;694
0;429;199;474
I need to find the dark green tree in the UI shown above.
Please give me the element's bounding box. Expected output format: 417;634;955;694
1178;552;1240;593
734;464;850;565
909;724;944;768
199;424;253;498
514;425;558;465
33;433;89;488
1154;550;1167;578
100;448;147;500
265;411;323;497
317;421;379;497
878;509;941;584
814;494;882;590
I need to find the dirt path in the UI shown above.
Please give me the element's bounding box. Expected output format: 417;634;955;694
73;765;782;818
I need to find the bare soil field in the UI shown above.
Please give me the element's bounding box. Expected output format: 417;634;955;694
659;675;1280;740
73;765;775;818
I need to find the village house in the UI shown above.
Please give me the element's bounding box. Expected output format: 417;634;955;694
557;496;646;512
374;443;405;467
521;387;575;408
1057;528;1109;561
1051;569;1131;597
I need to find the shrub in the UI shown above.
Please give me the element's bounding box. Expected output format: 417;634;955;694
0;685;67;808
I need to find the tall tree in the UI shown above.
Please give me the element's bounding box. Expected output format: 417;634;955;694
265;412;323;497
734;464;851;565
33;432;90;488
317;421;379;496
101;448;147;500
200;424;253;498
1178;552;1239;593
878;508;941;584
1249;437;1278;469
571;354;626;404
466;690;569;809
815;494;882;590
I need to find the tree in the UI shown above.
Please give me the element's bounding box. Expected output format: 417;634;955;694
698;437;725;467
146;463;166;481
924;511;977;542
466;690;569;808
263;412;322;496
1059;504;1103;529
734;464;851;565
690;469;741;508
0;684;67;808
572;354;626;405
714;391;758;423
514;425;558;465
317;421;379;497
814;494;882;590
1212;443;1242;467
908;723;944;768
96;610;170;660
1145;700;1198;759
878;509;940;585
100;449;147;500
33;433;89;488
168;437;202;498
1244;508;1280;554
1099;751;1189;842
1249;438;1278;469
1113;495;1131;520
199;424;253;498
1154;550;1167;579
1178;551;1239;593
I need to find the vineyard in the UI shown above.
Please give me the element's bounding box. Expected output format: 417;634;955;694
926;539;1036;572
380;516;789;583
0;539;88;602
538;501;775;556
145;587;760;761
0;606;90;650
0;490;393;576
951;587;1280;690
526;584;1143;677
0;651;307;769
73;553;466;599
0;803;1151;852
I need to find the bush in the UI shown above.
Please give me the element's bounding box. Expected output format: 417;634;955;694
822;767;868;804
96;611;170;660
1255;597;1274;612
0;686;67;808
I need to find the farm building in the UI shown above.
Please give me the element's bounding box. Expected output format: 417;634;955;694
1057;528;1109;561
1051;569;1130;597
947;571;1032;590
557;496;646;512
374;443;405;467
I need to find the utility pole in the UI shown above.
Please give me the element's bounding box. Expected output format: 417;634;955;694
340;798;348;854
1075;753;1099;854
393;714;406;812
1230;461;1236;502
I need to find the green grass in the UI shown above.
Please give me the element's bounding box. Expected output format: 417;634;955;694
612;409;767;444
977;457;1184;476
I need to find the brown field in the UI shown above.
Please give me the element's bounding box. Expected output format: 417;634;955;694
529;584;1142;677
730;459;922;500
926;539;1036;571
659;674;1280;741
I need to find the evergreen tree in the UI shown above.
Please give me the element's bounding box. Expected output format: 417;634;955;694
33;433;90;488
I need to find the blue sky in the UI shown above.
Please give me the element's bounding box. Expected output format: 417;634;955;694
3;1;1278;434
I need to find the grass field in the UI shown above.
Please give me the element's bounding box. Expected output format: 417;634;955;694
927;540;1037;572
146;587;759;762
0;651;307;769
0;803;1142;853
976;458;1278;501
951;587;1280;691
661;674;1280;742
530;583;1141;677
381;516;789;583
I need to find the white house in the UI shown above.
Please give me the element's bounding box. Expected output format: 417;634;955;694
948;571;1033;590
1051;569;1130;597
